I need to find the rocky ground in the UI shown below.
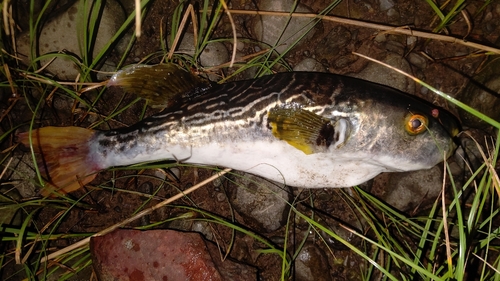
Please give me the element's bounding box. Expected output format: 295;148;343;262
1;0;500;280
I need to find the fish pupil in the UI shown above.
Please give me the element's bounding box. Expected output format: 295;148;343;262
411;119;422;129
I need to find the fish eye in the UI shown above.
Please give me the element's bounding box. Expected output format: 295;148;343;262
405;114;428;135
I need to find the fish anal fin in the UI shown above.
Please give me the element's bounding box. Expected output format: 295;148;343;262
268;107;334;154
108;63;211;108
18;127;99;197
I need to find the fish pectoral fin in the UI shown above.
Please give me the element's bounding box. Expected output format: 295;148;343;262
268;107;335;155
108;63;211;108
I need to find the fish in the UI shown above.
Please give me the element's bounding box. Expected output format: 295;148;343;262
18;64;460;197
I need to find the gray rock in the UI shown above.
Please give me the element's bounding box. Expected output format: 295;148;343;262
455;129;492;173
294;242;332;281
351;53;415;94
319;219;362;250
293;58;326;72
316;26;352;58
386;8;400;22
379;0;395;11
10;154;38;198
333;55;358;69
16;0;126;80
200;41;229;68
211;169;226;188
374;33;387;43
407;52;427;69
252;0;316;54
406;36;418;47
379;166;444;212
191;221;214;240
165;211;216;241
457;39;500;129
169;167;181;180
177;32;229;74
385;40;405;55
0;185;22;226
228;172;292;233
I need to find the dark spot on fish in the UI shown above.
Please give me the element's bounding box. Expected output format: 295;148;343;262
116;134;136;143
212;111;222;119
266;120;272;130
316;123;335;147
99;139;112;147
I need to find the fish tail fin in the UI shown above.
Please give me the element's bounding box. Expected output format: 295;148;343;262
18;126;100;197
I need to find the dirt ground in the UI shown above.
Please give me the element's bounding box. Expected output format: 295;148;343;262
1;0;499;280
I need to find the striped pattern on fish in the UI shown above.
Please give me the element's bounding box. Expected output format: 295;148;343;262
18;69;460;196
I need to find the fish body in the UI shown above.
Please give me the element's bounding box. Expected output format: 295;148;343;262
19;68;460;196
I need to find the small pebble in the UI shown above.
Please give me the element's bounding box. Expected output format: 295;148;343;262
293;58;326;72
236;39;245;51
211;170;225;188
374;33;387;43
169;167;181;180
385;40;405;55
386;8;400;21
139;182;153;196
191;221;213;240
379;0;394;11
408;52;427;69
406;36;418;47
216;192;226;202
154;170;167;181
294;242;332;281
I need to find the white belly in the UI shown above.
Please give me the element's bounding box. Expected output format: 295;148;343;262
151;141;387;188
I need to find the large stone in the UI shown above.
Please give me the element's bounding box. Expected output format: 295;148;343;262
228;171;292;233
351;52;415;94
252;0;317;54
16;0;125;80
177;33;229;68
90;229;256;281
373;166;444;212
458;36;500;129
294;242;332;281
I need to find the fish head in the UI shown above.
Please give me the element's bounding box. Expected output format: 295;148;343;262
349;90;461;172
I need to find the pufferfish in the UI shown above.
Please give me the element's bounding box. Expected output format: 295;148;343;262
18;64;460;196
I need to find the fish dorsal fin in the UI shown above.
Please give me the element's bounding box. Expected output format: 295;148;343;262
268;107;339;155
108;63;211;108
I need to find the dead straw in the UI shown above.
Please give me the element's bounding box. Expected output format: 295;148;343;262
40;168;232;263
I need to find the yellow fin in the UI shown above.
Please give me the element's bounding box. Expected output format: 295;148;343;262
18;127;99;197
108;63;211;108
268;107;334;154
